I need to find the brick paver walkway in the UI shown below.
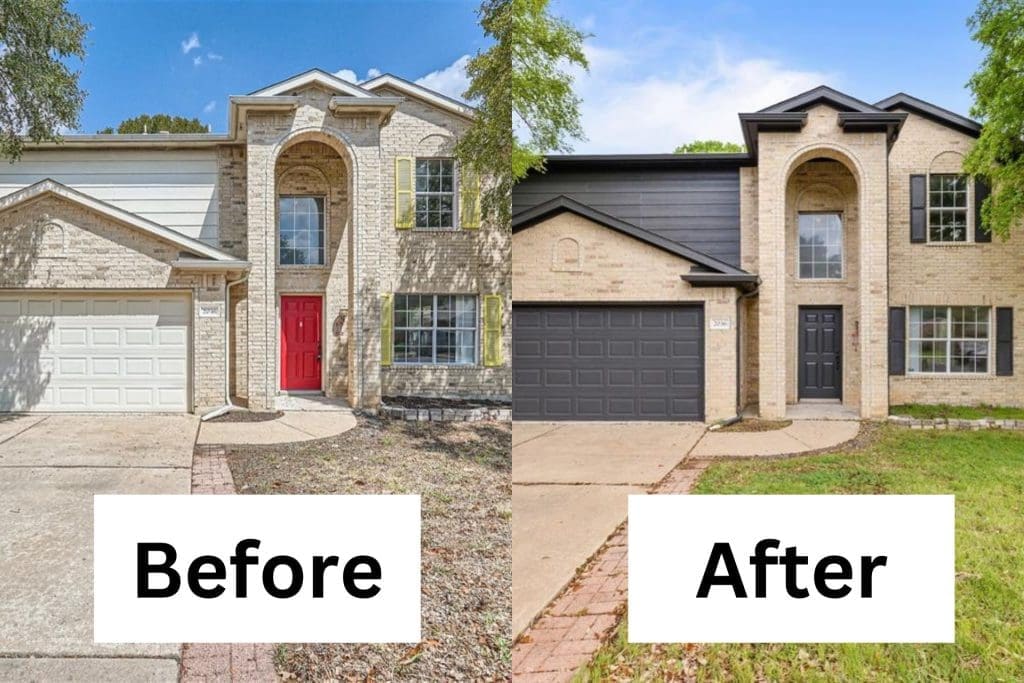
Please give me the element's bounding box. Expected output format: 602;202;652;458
511;458;710;682
180;445;277;682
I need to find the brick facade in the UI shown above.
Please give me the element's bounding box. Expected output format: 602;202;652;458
512;212;738;422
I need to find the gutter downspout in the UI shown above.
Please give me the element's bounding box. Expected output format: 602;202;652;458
201;273;250;421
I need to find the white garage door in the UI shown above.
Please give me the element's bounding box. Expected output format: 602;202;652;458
0;293;190;412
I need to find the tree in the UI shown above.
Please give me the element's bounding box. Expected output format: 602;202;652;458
97;113;208;134
456;0;588;227
0;0;88;159
674;139;746;154
963;0;1024;239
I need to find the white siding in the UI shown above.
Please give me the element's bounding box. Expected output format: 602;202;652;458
0;149;219;246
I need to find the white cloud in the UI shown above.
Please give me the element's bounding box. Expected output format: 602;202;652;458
366;67;382;79
207;52;223;62
203;100;216;114
564;40;833;153
193;55;203;67
415;55;471;102
334;68;358;83
181;32;200;54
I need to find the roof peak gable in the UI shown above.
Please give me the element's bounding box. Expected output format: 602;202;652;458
874;92;981;137
361;73;475;119
248;68;377;98
759;85;883;114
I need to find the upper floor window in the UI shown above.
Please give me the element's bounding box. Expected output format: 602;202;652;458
908;305;990;374
415;159;455;230
928;174;968;243
279;196;325;265
798;212;843;279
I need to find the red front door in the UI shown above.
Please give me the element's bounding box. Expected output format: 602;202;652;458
281;295;322;391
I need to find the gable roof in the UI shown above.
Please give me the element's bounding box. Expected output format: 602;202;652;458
874;92;981;137
361;73;475;119
249;68;378;98
759;85;884;114
512;195;750;276
0;179;242;263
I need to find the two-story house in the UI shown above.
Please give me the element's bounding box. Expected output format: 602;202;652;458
0;69;510;414
512;86;1017;422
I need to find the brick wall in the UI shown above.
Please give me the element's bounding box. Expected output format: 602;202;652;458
887;111;1024;406
512;212;738;422
0;194;226;412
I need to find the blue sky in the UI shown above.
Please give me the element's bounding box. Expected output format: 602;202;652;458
553;0;984;152
67;0;483;134
67;1;983;152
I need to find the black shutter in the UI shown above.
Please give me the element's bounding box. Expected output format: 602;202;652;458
996;307;1013;376
975;177;992;242
910;175;927;243
889;307;906;376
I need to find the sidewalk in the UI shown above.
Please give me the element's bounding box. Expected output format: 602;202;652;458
511;418;862;681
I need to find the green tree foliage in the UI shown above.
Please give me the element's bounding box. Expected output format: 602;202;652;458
0;0;88;159
97;113;208;135
674;139;746;154
456;0;588;228
963;0;1024;239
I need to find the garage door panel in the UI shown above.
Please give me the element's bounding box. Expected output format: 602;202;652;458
0;293;189;412
513;304;704;421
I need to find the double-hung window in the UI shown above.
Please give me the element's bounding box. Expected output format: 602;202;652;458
927;174;968;243
393;294;477;364
908;306;990;374
798;212;843;279
414;159;455;230
279;196;325;265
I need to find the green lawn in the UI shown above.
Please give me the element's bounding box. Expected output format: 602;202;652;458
577;427;1024;682
891;403;1024;420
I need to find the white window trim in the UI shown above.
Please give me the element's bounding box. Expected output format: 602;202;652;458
907;305;992;375
926;173;971;244
392;293;479;366
412;157;460;232
278;194;328;268
796;211;845;281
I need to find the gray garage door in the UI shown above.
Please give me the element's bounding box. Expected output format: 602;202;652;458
513;304;705;421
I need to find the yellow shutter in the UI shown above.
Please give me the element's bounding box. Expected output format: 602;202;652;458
381;294;394;366
459;167;481;229
395;157;414;229
482;294;503;367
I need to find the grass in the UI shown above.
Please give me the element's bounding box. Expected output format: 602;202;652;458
577;426;1024;682
891;403;1024;420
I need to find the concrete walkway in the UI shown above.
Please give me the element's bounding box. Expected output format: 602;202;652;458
512;422;705;637
197;396;356;445
692;419;860;457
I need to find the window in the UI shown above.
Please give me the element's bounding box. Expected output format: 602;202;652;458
909;306;990;374
279;196;325;265
393;294;477;364
415;159;455;229
928;174;968;242
798;213;843;279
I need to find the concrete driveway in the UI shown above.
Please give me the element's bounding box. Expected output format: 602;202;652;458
0;414;196;681
512;422;704;636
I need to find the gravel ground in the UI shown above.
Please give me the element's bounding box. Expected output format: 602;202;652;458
717;418;793;432
225;416;511;681
207;410;284;423
383;395;510;410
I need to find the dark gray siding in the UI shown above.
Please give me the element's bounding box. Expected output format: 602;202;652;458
512;167;742;267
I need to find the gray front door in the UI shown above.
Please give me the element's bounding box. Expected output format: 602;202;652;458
798;306;842;400
512;304;705;421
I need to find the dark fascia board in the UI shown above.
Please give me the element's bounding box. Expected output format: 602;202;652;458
838;111;908;147
874;93;982;138
738;112;807;157
540;153;753;170
759;85;883;114
680;272;760;294
511;195;751;276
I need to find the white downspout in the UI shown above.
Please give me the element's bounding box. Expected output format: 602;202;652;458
201;273;250;421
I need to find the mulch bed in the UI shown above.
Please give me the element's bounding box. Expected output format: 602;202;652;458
206;410;284;423
383;395;510;410
717;418;793;432
225;416;511;681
